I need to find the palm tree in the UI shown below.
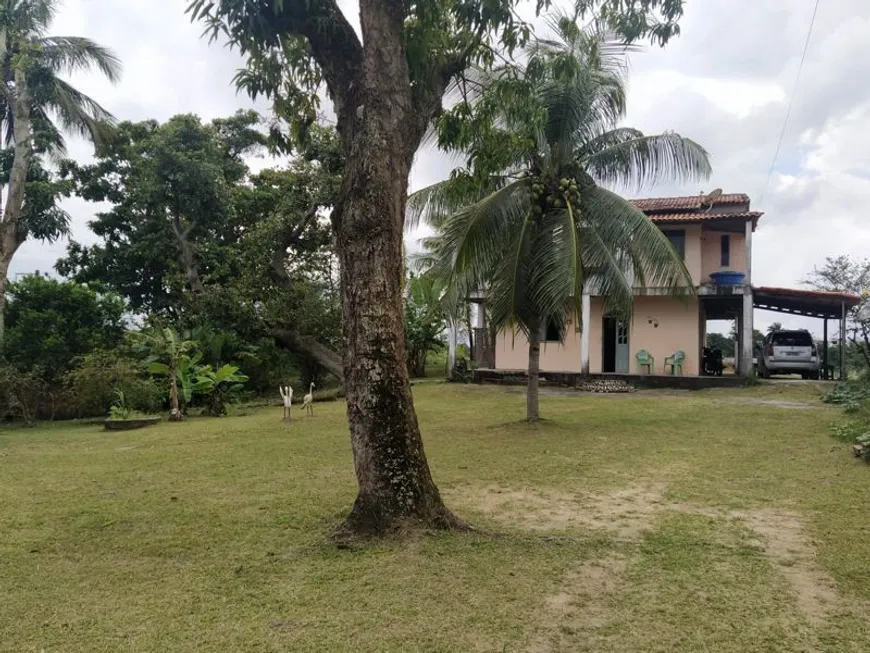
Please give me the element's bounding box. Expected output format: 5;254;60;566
767;322;783;334
0;0;122;341
409;15;711;421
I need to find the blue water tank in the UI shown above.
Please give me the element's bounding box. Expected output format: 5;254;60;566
709;271;746;286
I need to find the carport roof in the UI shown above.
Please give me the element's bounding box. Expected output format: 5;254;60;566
752;286;862;319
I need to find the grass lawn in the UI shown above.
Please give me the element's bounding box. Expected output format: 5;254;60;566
2;382;870;652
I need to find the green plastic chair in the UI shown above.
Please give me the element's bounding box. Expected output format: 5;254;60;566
664;350;685;375
636;349;655;374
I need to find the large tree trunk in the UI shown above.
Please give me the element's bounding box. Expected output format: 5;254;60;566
0;63;34;344
527;323;541;422
0;225;24;344
330;0;463;537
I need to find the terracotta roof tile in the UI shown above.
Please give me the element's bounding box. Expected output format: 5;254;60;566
649;211;763;224
630;193;750;212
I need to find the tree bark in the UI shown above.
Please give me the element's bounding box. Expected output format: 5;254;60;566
0;62;34;344
168;364;183;421
170;218;203;294
329;0;464;537
527;323;541;422
0;252;12;342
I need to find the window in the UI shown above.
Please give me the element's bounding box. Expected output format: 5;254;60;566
662;230;685;259
720;234;730;266
770;331;813;347
539;319;563;343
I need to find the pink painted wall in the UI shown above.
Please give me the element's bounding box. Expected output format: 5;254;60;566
700;230;746;282
588;297;604;374
493;295;700;375
684;224;703;285
494;323;582;372
584;296;699;374
629;296;700;375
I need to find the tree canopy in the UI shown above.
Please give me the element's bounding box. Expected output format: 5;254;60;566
56;111;266;315
56;113;345;380
805;255;870;369
3;275;125;382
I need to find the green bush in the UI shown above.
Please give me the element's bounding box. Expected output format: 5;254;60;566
64;350;164;417
822;383;870;410
0;367;52;425
3;276;125;383
830;421;865;442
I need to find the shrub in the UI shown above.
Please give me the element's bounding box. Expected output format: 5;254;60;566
3;276;125;383
822;383;870;410
830;421;865;443
0;367;51;425
64;350;164;417
193;364;249;417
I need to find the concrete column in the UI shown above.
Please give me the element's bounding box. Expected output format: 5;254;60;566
740;289;754;377
840;301;847;380
581;293;591;375
473;303;485;329
744;218;753;283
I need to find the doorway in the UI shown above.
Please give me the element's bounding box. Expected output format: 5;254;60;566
602;317;630;373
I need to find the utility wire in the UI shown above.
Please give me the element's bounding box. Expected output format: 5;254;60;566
759;0;821;205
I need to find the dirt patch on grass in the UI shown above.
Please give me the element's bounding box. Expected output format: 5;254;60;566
528;553;628;653
451;484;667;539
453;483;851;630
739;509;842;625
454;486;585;532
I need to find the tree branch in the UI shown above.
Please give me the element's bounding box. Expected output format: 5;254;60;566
192;0;364;139
272;326;344;381
270;203;320;288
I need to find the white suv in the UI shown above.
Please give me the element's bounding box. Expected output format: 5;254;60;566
759;329;820;379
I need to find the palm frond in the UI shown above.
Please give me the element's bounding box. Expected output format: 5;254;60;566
36;74;116;144
37;36;123;83
435;179;531;281
406;174;514;231
580;186;693;309
30;105;67;157
574;127;643;157
580;131;712;191
4;0;57;35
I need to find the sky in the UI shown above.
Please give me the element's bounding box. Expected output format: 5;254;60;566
14;0;870;336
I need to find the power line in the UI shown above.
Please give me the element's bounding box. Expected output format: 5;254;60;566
759;0;821;205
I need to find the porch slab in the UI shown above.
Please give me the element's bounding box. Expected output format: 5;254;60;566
473;368;747;390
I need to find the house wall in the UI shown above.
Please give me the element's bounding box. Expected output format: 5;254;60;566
495;296;700;375
659;223;703;285
700;230;747;282
630;296;700;375
684;224;703;285
494;324;582;372
588;297;604;374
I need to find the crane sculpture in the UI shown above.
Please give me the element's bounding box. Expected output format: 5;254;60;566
279;384;293;422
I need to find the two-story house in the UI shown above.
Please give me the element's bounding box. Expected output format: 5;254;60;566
491;191;762;377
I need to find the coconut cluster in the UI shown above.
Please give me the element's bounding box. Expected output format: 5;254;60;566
529;174;580;216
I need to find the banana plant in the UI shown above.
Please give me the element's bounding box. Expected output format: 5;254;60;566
194;364;249;417
132;327;199;421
